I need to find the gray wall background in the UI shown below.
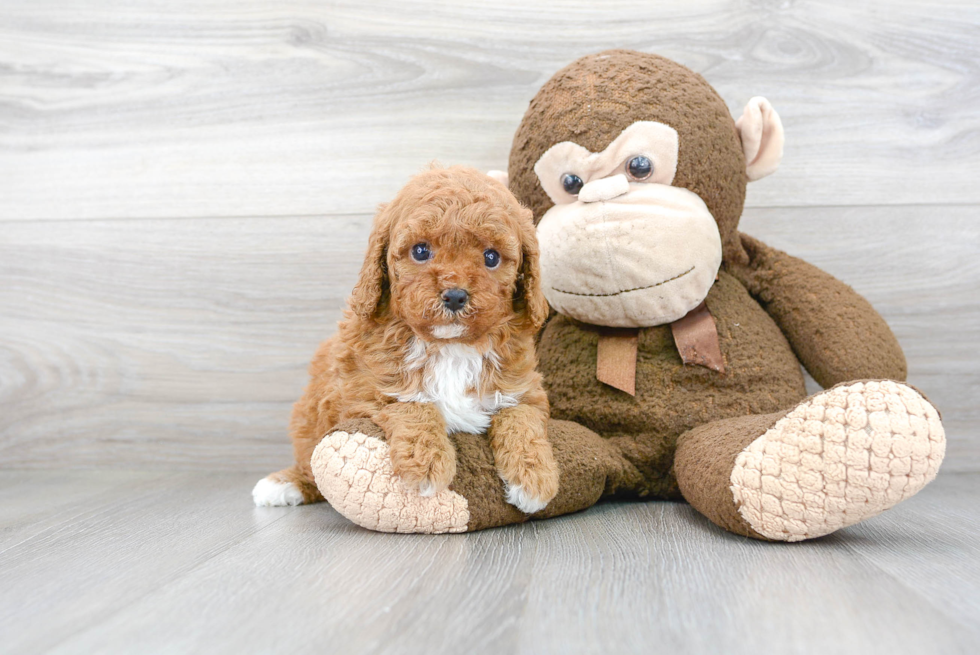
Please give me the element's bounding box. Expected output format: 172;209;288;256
1;0;977;472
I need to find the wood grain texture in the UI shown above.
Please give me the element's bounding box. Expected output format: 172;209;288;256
0;215;367;470
0;469;164;549
0;470;293;654
1;470;977;654
2;206;976;471
840;471;980;635
0;0;978;221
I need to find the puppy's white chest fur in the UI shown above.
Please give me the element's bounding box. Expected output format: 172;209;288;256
396;338;519;434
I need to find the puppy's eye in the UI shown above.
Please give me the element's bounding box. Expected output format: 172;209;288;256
627;155;653;180
410;243;431;262
561;173;584;195
484;249;500;269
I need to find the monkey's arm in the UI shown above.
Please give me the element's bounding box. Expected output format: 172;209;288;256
725;232;906;388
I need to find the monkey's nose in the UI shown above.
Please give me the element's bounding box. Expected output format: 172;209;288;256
578;174;630;203
442;288;469;313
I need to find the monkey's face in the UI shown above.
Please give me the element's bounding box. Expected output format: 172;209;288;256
510;50;785;328
533;121;723;328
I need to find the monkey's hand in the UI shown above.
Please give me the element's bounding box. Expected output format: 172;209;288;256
726;232;906;388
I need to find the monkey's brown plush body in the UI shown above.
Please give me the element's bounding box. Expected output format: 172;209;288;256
310;50;945;540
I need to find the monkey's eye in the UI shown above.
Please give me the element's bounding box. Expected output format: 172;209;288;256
627;156;653;180
484;249;501;269
410;243;431;262
561;173;584;195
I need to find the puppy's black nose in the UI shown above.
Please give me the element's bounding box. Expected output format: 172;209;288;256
442;288;469;313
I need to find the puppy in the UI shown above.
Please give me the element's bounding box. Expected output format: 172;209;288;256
253;166;558;514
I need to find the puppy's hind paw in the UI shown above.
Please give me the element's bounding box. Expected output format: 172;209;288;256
252;476;305;507
504;482;551;514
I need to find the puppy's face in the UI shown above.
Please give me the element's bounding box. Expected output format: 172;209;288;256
388;202;522;342
350;167;548;343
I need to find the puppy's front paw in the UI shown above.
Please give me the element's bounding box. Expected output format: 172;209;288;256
389;432;457;496
504;482;553;514
496;439;559;515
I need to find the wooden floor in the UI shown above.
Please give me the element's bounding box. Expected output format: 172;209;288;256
0;470;977;654
2;1;979;653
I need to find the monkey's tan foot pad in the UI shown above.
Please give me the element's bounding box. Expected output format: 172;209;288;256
311;430;470;534
730;380;945;542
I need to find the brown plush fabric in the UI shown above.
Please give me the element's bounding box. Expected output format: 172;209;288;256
726;233;907;388
538;271;807;500
445;430;525;530
536;420;638;519
508;49;750;265
329;418;387;442
450;419;630;530
674;412;791;540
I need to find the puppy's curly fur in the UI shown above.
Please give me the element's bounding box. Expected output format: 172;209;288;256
254;166;558;513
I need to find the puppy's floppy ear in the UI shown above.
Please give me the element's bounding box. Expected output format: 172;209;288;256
513;207;550;331
350;204;393;319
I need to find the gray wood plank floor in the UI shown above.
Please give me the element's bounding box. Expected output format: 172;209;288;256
0;470;977;655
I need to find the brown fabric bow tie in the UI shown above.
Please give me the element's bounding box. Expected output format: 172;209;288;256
596;301;725;395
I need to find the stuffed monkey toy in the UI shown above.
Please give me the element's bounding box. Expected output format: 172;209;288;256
309;50;945;541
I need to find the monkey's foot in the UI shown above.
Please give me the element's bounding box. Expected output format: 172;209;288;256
730;380;945;541
310;420;469;534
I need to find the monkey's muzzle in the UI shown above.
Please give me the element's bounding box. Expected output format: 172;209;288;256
536;183;722;328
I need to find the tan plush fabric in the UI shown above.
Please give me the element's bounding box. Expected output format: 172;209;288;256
534;121;680;204
536;183;723;327
730;381;945;541
735;97;784;181
311;419;469;534
576;174;630;203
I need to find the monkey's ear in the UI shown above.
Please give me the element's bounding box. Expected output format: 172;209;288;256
487;170;509;187
349;204;393;319
736;97;784;181
513;209;550;331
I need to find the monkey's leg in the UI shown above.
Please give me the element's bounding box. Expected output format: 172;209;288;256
309;418;637;533
674;380;945;541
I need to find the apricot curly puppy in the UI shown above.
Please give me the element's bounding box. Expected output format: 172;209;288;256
253;166;558;514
